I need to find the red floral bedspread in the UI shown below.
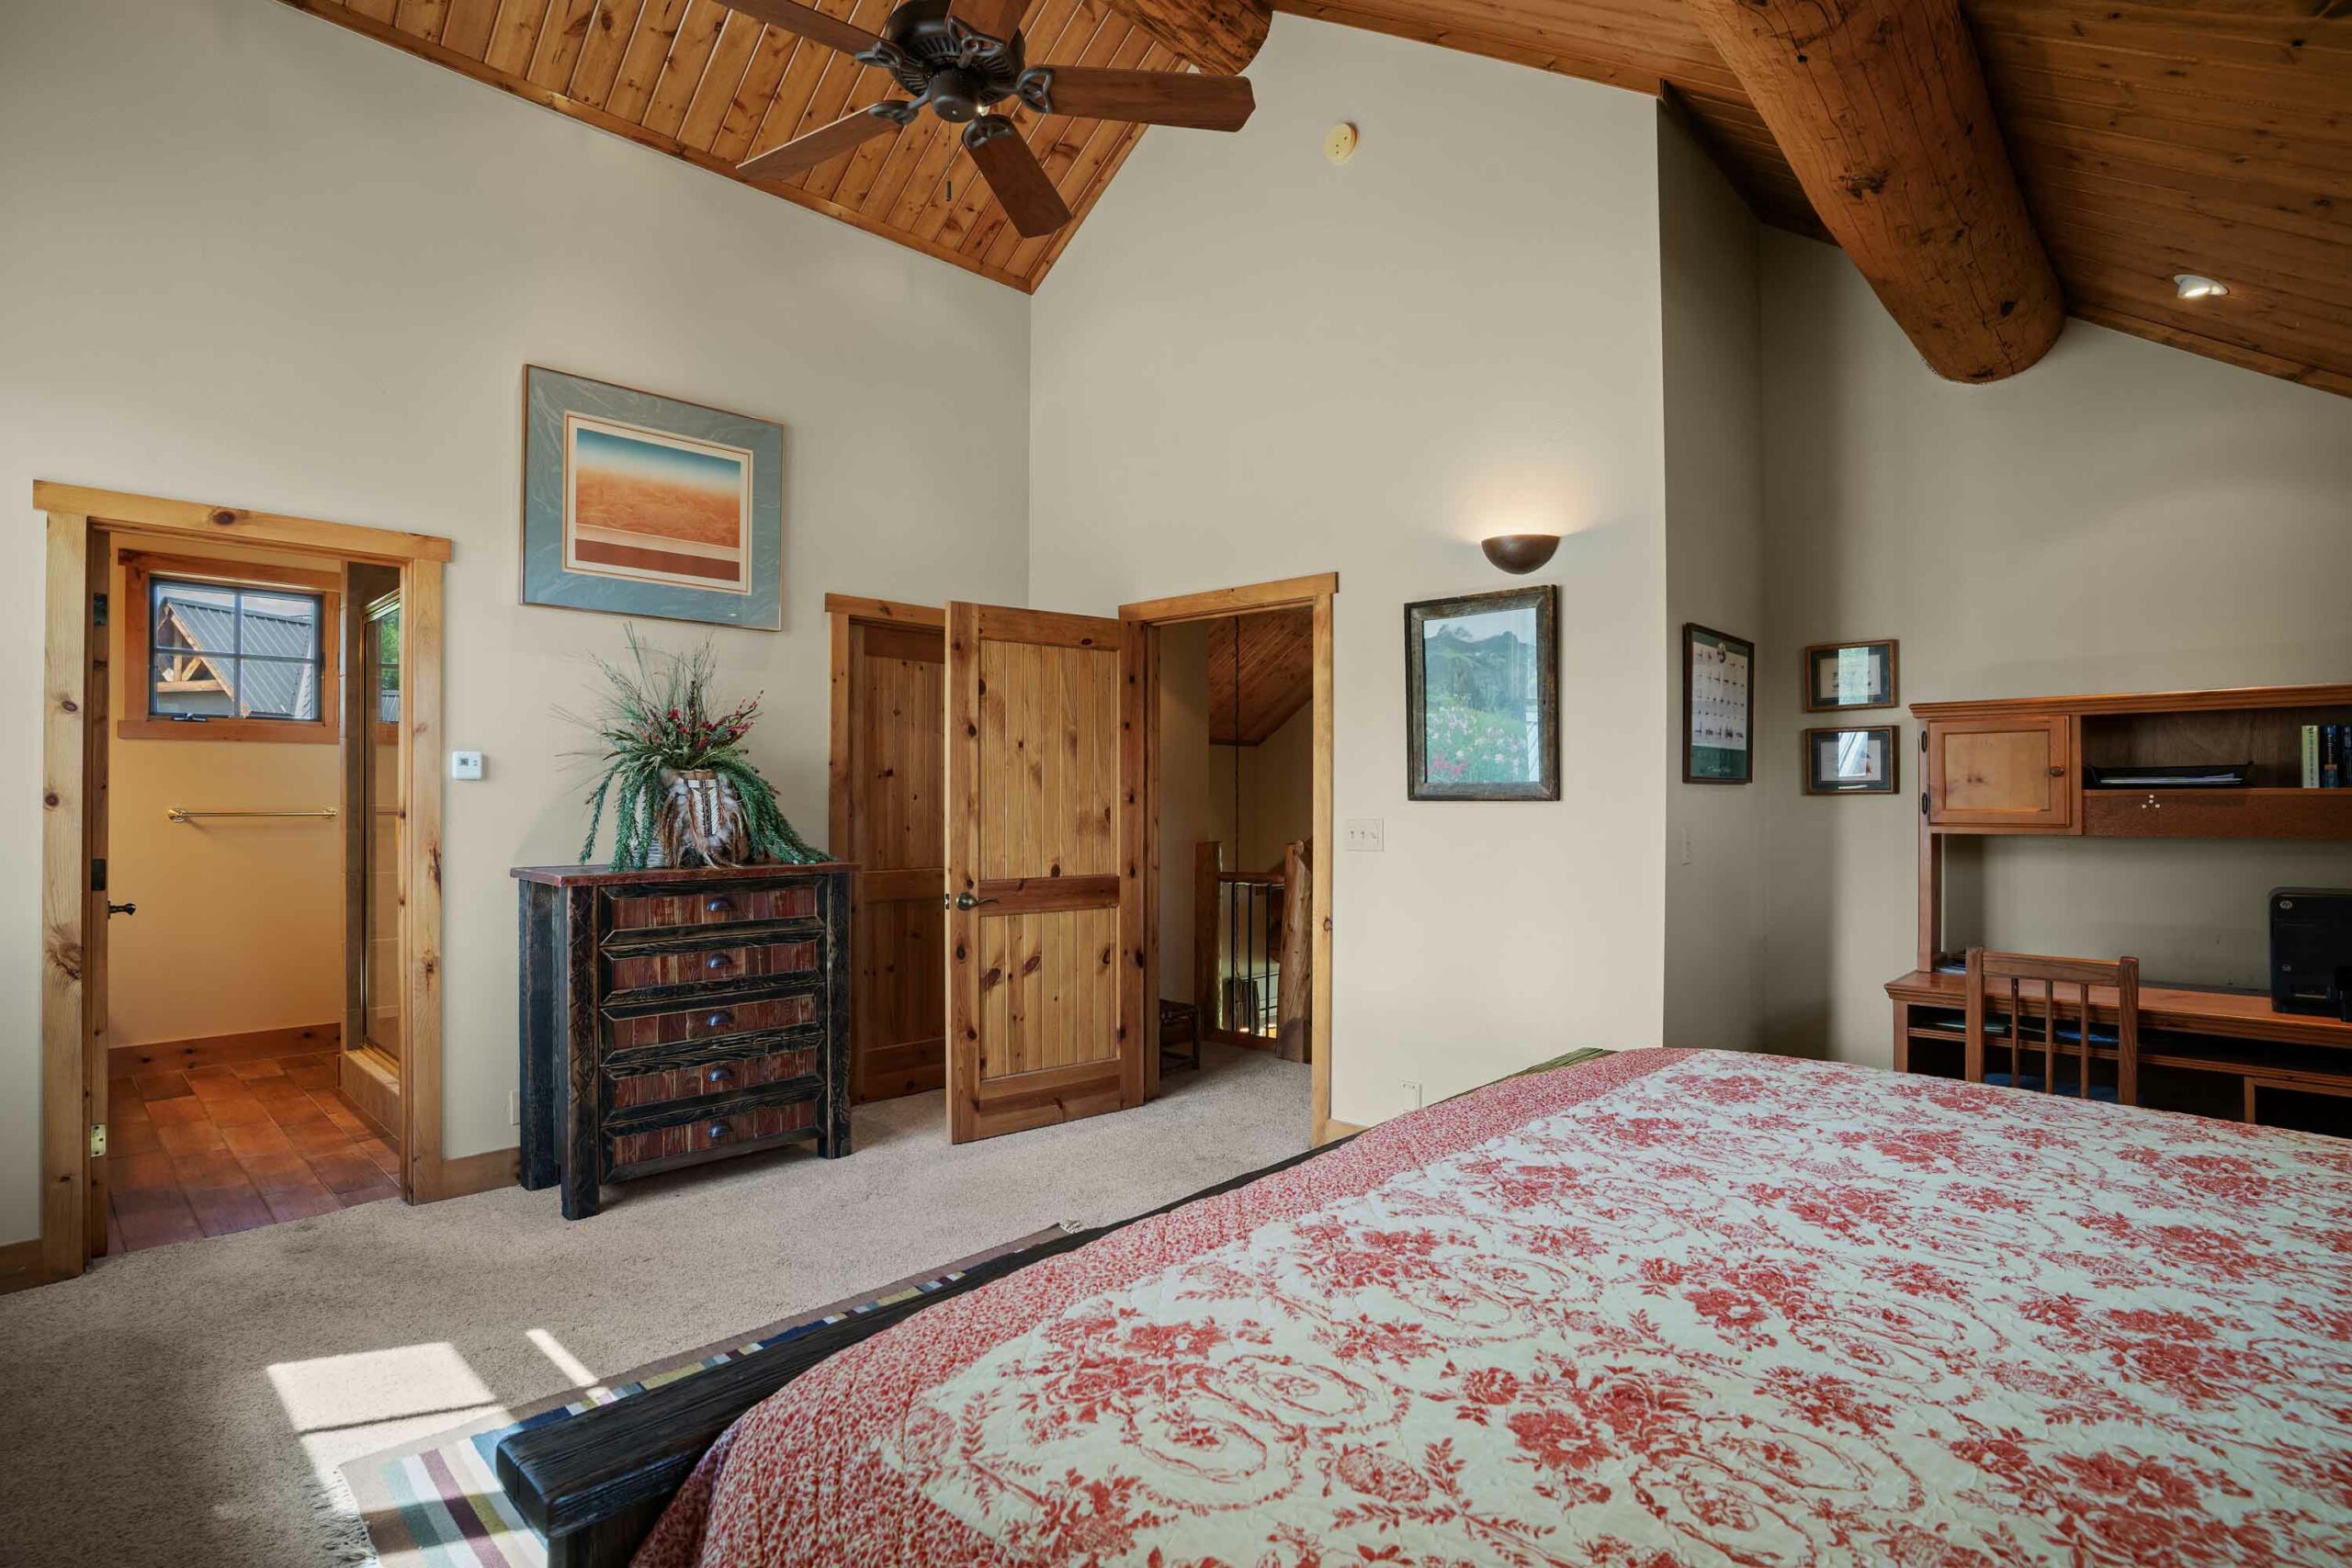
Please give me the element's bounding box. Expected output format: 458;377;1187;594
636;1049;2352;1567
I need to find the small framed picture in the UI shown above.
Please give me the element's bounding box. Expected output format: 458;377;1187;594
1803;638;1898;712
1682;623;1753;784
1405;584;1558;801
1804;725;1899;795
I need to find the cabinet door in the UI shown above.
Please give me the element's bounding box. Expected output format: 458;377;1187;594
1926;716;2075;829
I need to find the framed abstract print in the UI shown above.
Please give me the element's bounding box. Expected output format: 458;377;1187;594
1804;725;1899;795
1405;584;1558;801
1682;623;1754;784
522;367;784;629
1803;637;1898;712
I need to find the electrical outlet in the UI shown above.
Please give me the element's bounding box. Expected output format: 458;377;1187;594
1401;1079;1423;1111
507;1089;520;1126
1345;818;1384;852
450;750;485;781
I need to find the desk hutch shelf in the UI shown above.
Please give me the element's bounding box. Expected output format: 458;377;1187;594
1893;682;2352;1135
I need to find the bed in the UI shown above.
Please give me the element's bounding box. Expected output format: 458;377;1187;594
509;1047;2352;1566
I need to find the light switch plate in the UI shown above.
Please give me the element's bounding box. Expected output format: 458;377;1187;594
1344;818;1384;852
450;750;485;781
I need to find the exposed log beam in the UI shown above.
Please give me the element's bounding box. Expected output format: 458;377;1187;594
1688;0;2063;384
1096;0;1272;75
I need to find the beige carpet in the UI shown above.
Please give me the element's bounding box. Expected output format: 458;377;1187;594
0;1044;1310;1568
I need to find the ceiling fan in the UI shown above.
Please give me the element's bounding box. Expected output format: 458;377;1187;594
726;0;1256;238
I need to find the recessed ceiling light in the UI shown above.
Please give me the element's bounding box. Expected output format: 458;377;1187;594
2174;273;2230;300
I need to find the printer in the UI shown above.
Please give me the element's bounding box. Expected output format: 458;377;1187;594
2271;888;2352;1021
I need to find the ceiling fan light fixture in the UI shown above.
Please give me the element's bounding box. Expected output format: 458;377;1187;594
1480;534;1561;575
2173;273;2230;300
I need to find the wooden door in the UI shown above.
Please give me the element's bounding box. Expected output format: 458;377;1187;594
944;603;1136;1143
828;599;948;1101
1926;716;2075;829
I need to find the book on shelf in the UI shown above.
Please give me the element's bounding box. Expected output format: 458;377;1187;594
2309;724;2324;789
2326;724;2346;791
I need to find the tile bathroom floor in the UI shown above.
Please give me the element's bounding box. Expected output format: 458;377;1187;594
106;1053;401;1252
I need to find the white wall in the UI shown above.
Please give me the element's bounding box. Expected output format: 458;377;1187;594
1658;111;1766;1052
1209;704;1317;873
1758;231;2352;1066
1030;17;1669;1127
0;0;1031;1244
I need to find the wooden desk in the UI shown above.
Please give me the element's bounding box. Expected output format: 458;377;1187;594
1887;968;2352;1125
1894;681;2352;1133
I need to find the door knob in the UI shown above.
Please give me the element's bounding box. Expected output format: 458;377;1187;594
107;900;137;918
948;890;998;911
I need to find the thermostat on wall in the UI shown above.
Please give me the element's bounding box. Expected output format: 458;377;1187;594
450;750;484;781
1324;122;1359;164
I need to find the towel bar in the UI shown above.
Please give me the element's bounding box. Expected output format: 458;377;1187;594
166;807;339;823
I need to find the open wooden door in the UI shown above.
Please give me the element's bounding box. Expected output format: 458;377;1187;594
827;595;949;1102
943;603;1139;1143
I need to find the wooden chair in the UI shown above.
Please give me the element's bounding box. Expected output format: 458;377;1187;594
1159;998;1203;1072
1964;948;2141;1107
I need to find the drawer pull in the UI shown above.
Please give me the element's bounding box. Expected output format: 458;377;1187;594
703;1010;733;1032
705;1064;735;1088
705;897;733;916
704;953;735;972
706;1120;733;1144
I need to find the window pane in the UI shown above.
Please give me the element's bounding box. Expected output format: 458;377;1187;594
239;591;321;660
234;656;321;720
151;650;235;718
153;581;232;655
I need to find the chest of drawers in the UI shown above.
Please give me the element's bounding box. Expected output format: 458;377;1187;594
514;863;854;1219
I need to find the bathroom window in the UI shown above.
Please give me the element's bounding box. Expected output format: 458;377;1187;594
120;551;341;743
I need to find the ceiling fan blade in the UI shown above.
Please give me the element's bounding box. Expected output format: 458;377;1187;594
962;118;1072;239
946;0;1027;42
740;104;910;181
1028;67;1254;131
724;0;886;59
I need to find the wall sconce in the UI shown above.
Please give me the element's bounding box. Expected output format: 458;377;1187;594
1480;534;1560;575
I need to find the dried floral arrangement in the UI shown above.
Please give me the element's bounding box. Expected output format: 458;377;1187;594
569;628;828;871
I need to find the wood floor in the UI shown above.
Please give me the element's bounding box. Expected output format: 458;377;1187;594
106;1052;401;1252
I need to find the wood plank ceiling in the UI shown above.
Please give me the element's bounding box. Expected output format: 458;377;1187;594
282;0;1178;290
1202;608;1315;746
286;1;2347;395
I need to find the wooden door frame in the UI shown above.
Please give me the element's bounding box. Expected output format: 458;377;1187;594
1118;572;1343;1145
34;481;453;1281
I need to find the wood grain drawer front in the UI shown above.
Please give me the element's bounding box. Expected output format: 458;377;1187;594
2083;788;2352;840
605;883;818;934
1928;716;2075;829
606;993;816;1055
608;938;818;993
610;1045;820;1111
609;1100;816;1170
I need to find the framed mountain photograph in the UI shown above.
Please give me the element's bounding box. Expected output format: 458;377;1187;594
1405;584;1558;801
522;367;784;629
